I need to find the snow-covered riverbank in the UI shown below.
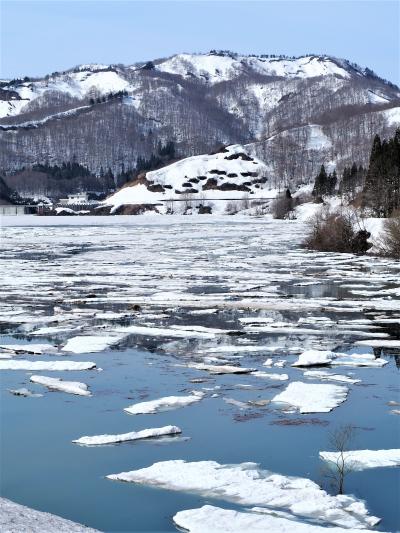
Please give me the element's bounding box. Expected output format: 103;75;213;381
0;497;100;532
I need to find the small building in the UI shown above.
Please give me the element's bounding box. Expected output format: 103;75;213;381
0;204;29;215
58;192;90;205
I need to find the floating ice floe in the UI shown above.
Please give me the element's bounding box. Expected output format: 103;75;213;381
335;330;389;339
330;353;388;368
8;387;43;397
186;363;256;374
0;496;100;532
115;324;218;338
249;399;271;407
244;324;326;335
62;335;123;353
73;425;181;446
273;382;348;413
204;345;291;354
0;314;60;326
292;350;335;367
94;311;133;320
107;460;379;528
239;317;275;324
173;505;382;533
189;308;219;315
355;339;400;348
170;325;231;334
0;360;96;371
223;398;251;410
0;343;58;355
31;325;82;336
298;316;333;324
203;356;233;365
30;375;91;396
303;370;360;384
320;449;400;470
293;349;388;368
124;392;204;414
374;318;400;324
251;371;289;381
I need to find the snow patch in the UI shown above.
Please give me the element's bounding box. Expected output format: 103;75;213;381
306;125;332;150
186;363;256;374
173;505;380;533
0;343;58;355
30;375;91;396
355;339;400;348
383;106;400;125
292;350;335;367
320;449;400;471
73;425;181;446
8;387;43;398
103;144;270;212
124;392;204;414
273;382;348;413
107;460;379;528
0;360;96;371
62;335;122;353
303;370;360;384
0;496;99;532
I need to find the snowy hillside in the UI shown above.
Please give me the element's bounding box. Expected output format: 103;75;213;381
0;67;130;119
156;53;353;83
1;51;400;196
0;52;398;121
103;145;273;213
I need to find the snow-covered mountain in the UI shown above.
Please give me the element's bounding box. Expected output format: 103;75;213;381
156;53;359;83
102;144;272;214
1;51;399;196
0;66;130;119
0;53;396;120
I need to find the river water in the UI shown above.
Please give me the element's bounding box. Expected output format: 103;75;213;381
0;215;399;532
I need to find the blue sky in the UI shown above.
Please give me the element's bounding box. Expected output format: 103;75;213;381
1;0;399;84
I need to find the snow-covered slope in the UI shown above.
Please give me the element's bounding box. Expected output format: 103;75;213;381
1;52;398;120
103;145;273;213
0;67;130;119
1;51;399;196
383;106;400;125
0;497;99;532
156;53;353;84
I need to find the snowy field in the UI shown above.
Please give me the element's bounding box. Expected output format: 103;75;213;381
0;215;399;532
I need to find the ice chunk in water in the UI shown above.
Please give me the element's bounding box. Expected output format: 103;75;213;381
273;382;348;413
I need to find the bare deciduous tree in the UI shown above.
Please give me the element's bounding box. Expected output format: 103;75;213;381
180;192;194;214
165;197;175;214
322;424;357;495
240;193;250;210
225;200;239;214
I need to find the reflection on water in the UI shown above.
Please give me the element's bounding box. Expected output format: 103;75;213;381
0;216;399;532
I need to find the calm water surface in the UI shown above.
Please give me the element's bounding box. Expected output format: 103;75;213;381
0;216;399;532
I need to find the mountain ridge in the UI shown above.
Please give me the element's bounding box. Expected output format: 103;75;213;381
1;50;399;198
3;50;397;88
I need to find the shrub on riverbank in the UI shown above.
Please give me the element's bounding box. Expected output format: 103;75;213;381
378;214;400;259
303;208;372;254
272;189;294;219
